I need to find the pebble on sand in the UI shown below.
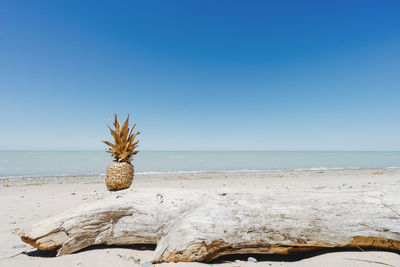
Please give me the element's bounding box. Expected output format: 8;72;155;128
248;256;257;262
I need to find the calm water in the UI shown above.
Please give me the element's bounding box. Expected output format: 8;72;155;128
0;151;399;177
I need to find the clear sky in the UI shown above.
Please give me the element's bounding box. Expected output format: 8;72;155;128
0;1;399;150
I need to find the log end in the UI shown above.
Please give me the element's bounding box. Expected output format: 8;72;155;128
17;228;67;252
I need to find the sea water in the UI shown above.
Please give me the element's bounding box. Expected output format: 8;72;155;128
0;151;399;177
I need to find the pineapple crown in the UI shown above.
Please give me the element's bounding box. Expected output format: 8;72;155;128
103;114;140;163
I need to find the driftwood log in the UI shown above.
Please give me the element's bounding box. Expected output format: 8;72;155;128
17;188;400;263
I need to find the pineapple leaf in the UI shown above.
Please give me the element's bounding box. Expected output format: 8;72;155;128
121;115;130;143
107;125;121;145
114;114;121;131
128;140;139;150
102;141;115;148
127;131;140;145
127;123;137;138
103;114;140;162
120;151;131;161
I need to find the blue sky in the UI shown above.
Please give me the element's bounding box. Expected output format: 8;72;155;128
0;1;399;150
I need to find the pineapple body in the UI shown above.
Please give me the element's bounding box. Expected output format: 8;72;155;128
105;162;134;190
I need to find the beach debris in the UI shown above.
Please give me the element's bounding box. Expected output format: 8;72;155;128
82;191;106;200
71;192;76;195
141;262;153;267
247;256;257;262
17;188;400;263
8;221;16;224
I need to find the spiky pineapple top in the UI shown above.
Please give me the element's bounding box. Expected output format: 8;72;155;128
103;114;140;163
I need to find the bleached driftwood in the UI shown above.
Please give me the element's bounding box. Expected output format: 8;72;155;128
17;188;400;262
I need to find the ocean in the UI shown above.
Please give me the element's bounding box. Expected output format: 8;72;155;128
0;151;399;178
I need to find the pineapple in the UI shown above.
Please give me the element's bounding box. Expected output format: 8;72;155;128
103;114;140;191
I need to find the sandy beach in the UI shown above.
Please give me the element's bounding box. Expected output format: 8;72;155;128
0;168;399;266
2;0;399;265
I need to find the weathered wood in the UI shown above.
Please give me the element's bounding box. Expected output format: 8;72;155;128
17;188;400;262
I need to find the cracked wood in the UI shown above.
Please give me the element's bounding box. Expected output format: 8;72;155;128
17;188;400;262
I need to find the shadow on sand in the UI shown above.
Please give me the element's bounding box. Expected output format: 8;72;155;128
24;245;399;264
211;247;400;263
24;244;156;258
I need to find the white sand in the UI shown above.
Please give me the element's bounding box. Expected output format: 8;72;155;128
1;169;400;267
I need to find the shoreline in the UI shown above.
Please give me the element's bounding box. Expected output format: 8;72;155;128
1;166;399;182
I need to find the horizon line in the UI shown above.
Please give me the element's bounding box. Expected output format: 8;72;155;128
1;150;399;152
